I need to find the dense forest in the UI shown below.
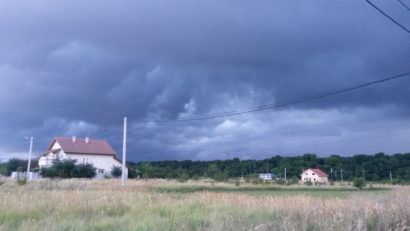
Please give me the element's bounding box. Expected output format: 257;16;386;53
1;153;410;182
129;153;410;182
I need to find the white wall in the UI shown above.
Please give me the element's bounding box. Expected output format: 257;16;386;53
65;153;125;175
39;140;128;177
301;169;327;183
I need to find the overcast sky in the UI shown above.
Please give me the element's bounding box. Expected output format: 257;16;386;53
0;0;409;161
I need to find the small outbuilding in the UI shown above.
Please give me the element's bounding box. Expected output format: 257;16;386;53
300;168;328;184
258;173;276;181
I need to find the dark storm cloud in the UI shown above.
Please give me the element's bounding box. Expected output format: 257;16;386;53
0;0;409;161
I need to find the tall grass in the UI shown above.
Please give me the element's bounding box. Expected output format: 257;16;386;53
0;179;409;231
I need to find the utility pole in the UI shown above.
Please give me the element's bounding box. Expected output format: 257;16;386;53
253;160;256;174
390;170;393;181
331;168;333;181
25;137;34;180
121;117;127;187
266;160;268;174
340;169;344;182
284;168;287;181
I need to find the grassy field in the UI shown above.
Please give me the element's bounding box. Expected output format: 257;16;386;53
0;179;409;231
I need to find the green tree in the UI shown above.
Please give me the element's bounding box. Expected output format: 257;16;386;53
207;163;225;181
0;163;7;176
353;177;366;189
5;158;27;176
139;162;152;179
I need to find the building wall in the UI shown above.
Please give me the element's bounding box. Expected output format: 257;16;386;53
38;150;64;167
301;169;328;184
259;174;274;180
39;140;127;177
51;141;62;150
65;153;123;175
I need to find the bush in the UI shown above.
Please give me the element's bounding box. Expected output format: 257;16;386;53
41;159;96;179
74;164;96;178
177;172;189;183
111;166;122;178
244;176;251;183
276;179;286;185
17;177;27;186
41;167;59;178
0;165;7;176
287;176;299;185
353;177;366;189
0;174;4;186
304;181;313;186
251;178;263;185
234;179;240;187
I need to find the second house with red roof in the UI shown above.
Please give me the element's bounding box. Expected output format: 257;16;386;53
300;168;328;184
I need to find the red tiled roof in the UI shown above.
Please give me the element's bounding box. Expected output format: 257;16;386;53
311;168;328;177
48;137;117;156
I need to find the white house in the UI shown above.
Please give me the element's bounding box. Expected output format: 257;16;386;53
300;168;328;184
39;136;127;178
258;173;276;181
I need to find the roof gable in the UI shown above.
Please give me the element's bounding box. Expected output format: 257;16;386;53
49;137;117;156
302;168;328;177
311;168;328;177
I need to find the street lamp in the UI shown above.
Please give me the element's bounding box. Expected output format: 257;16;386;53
24;137;34;180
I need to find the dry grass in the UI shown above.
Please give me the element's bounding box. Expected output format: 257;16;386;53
0;179;409;231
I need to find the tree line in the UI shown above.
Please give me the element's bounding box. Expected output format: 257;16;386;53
1;152;410;182
128;153;410;182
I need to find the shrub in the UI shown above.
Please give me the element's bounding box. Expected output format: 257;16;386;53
74;164;96;178
177;172;189;183
276;179;286;185
353;177;366;189
41;167;59;178
251;178;263;185
287;176;299;185
244;176;251;183
234;179;240;187
111;166;122;178
41;159;96;179
0;165;7;176
17;177;27;186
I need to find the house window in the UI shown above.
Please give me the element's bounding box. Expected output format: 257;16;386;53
97;169;104;174
312;173;315;175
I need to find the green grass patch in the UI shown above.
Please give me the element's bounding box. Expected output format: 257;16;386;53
153;185;391;198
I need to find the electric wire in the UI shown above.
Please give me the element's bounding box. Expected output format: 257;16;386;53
397;0;410;11
366;0;410;33
135;71;410;123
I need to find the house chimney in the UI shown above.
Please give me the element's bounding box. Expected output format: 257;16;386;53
85;137;90;144
72;136;76;143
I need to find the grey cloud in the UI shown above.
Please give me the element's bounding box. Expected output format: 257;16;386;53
0;0;409;161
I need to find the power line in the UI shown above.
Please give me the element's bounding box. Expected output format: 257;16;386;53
135;71;410;123
397;0;410;11
365;0;410;34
